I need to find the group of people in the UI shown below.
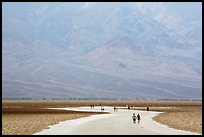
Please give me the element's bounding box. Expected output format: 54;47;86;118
90;105;141;123
90;105;105;111
132;113;141;123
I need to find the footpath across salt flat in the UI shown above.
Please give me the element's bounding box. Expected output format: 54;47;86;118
34;106;200;135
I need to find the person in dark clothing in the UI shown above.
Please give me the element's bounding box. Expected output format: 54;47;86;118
128;106;130;110
137;114;141;121
147;106;149;111
114;106;117;112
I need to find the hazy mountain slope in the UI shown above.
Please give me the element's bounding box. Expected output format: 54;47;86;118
2;2;202;99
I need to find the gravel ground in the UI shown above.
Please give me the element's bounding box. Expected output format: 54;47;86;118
2;108;108;135
153;110;202;134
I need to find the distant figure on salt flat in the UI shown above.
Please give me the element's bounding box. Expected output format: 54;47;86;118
101;106;104;111
113;106;118;112
128;105;130;110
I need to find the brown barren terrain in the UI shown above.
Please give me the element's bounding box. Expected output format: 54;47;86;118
152;107;202;134
2;100;202;108
2;100;202;135
2;107;108;135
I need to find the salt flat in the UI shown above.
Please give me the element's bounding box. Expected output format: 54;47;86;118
34;106;199;135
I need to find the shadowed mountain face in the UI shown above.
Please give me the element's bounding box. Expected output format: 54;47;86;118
2;2;202;99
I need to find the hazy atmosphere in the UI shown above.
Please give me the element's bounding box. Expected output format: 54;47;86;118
2;2;202;99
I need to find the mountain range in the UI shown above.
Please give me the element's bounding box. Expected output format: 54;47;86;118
2;2;202;99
